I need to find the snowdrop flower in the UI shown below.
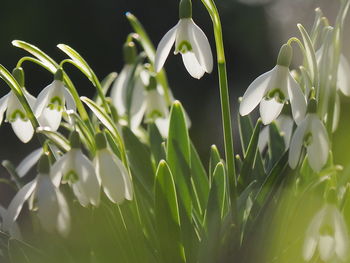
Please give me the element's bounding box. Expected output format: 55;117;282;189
110;42;146;131
239;44;307;125
154;0;213;79
258;114;294;153
0;88;36;143
51;131;100;207
34;69;75;131
288;113;329;172
94;133;133;203
303;204;349;262
4;154;70;237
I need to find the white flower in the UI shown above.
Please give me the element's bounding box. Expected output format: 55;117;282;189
110;65;147;131
94;135;133;204
288;113;329;172
50;133;100;207
258;115;294;153
303;204;349;262
154;18;213;79
34;79;75;131
239;64;307;125
0;90;36;143
145;88;169;122
4;160;70;237
239;44;306;125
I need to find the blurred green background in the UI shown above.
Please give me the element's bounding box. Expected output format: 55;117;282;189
0;0;349;203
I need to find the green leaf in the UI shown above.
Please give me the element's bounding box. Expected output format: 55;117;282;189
57;44;94;81
148;123;165;164
36;127;71;152
190;141;209;216
12;40;58;72
95;72;117;104
239;119;262;188
297;24;318;87
155;160;184;263
238;114;254;157
267;122;286;172
122;126;154;199
209;144;221;184
104;129;121;159
167;101;192;219
81;96;119;138
8;239;45;263
200;162;226;263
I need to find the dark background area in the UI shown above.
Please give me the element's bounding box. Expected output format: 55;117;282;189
0;0;347;186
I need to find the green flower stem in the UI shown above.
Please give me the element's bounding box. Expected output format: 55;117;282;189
200;0;237;205
60;59;111;119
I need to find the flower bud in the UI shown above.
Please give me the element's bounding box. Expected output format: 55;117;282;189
95;132;107;150
37;154;50;174
123;42;137;65
69;130;81;149
179;0;192;19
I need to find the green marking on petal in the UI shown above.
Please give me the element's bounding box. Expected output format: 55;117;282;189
303;132;313;147
266;88;286;103
63;170;79;184
176;41;192;54
9;110;27;122
48;96;64;111
319;224;334;236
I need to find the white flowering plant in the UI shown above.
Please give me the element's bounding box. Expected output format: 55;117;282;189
1;0;350;262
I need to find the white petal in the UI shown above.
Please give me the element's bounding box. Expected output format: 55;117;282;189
318;235;335;261
64;88;76;112
287;74;307;125
258;126;269;153
288;117;309;169
181;52;205;79
259;98;284;125
39;107;62;131
332;93;340;132
129;78;147;130
56;189;71;237
110;65;132;116
4;180;37;229
338;54;350;96
239;68;274;116
50;152;71;187
189;19;213;73
75;151;101;206
72;183;90;207
155;24;178;72
0;93;9;125
36;175;59;233
333;208;349;260
33;83;53;117
303;236;317;261
307;115;329;172
16;148;43;178
155;117;170;138
95;150;127;203
276;115;294;149
11;119;34;143
23;89;36;109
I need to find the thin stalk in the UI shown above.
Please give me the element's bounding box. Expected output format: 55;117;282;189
200;0;236;205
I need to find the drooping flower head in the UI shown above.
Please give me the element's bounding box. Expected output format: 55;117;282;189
288;110;329;172
154;0;213;79
0;67;36;143
239;44;307;125
34;68;75;131
4;154;70;237
94;132;133;204
51;131;101;207
303;204;349;262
